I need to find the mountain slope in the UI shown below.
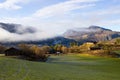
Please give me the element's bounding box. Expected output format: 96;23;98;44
1;37;77;46
63;26;120;42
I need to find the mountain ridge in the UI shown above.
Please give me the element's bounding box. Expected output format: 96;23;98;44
63;25;120;42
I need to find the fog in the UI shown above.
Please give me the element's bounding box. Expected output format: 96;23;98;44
0;23;57;42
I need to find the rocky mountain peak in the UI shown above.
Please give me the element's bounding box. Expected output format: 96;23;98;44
63;26;120;42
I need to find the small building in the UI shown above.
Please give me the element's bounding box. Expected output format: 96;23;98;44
4;47;21;56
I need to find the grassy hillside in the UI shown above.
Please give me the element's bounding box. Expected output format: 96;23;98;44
0;54;120;80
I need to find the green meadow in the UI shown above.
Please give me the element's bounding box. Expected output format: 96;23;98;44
0;54;120;80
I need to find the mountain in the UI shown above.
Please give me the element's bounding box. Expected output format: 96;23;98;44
63;26;120;42
0;22;77;46
1;22;120;46
0;22;36;34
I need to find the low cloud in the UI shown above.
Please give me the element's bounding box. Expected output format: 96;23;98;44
0;23;56;42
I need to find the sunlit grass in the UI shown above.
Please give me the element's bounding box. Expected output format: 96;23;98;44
0;54;120;80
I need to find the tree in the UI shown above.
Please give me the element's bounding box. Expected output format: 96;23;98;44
0;45;7;54
18;44;31;56
116;38;120;44
70;42;78;47
61;46;68;54
30;45;39;54
69;45;80;53
18;44;30;52
54;44;62;52
41;46;51;54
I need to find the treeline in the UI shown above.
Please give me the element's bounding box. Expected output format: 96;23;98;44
0;40;120;61
0;44;50;61
0;42;99;56
0;42;95;61
18;44;51;61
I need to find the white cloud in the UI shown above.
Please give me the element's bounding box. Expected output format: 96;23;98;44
0;0;30;10
0;25;56;42
1;0;120;42
33;0;99;18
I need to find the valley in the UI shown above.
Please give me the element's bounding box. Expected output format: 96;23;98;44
0;0;120;80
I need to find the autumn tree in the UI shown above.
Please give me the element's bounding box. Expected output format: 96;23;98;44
18;44;30;52
0;45;7;54
70;42;78;47
61;46;68;54
41;45;51;54
69;45;80;53
18;44;31;56
115;38;120;44
54;44;62;52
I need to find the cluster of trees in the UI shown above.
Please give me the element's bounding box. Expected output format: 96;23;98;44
115;38;120;44
17;43;89;60
18;44;51;61
49;42;95;54
0;44;51;61
1;39;120;61
0;45;7;54
0;42;99;56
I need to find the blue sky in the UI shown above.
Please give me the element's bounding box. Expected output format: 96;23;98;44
0;0;120;36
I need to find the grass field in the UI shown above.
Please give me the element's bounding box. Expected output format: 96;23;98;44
114;50;120;55
0;54;120;80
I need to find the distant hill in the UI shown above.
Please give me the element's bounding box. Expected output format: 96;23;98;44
1;37;77;47
63;26;120;42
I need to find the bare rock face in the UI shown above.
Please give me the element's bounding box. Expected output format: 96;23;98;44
63;26;120;42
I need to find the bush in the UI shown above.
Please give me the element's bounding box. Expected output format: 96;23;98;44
18;44;49;61
89;50;118;57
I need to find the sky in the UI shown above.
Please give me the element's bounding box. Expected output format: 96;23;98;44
0;0;120;41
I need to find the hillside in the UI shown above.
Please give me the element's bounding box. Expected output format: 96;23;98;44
64;26;120;42
1;36;77;46
0;55;120;80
